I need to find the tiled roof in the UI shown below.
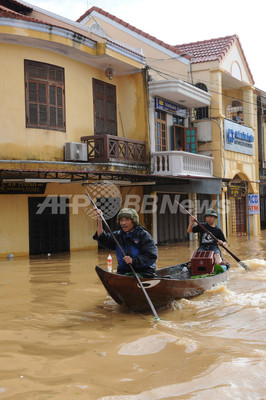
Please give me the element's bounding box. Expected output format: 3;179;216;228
174;35;237;63
175;34;254;84
0;0;32;12
0;5;41;22
0;3;89;39
0;5;145;62
77;6;191;60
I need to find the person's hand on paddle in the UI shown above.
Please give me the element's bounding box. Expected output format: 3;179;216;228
123;255;133;265
93;208;104;236
94;208;103;220
217;239;227;247
187;216;196;233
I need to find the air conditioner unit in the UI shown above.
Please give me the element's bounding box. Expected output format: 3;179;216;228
64;142;88;162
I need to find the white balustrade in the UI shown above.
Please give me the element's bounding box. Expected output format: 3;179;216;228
151;151;213;177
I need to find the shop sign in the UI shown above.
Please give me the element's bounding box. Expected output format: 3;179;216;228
224;119;254;156
248;194;260;215
227;185;245;199
155;97;188;118
0;182;46;194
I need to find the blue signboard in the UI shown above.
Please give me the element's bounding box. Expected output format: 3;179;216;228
155;97;188;118
224;119;254;156
248;194;259;215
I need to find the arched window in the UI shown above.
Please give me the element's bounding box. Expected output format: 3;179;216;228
194;83;209;120
195;83;208;92
227;100;243;121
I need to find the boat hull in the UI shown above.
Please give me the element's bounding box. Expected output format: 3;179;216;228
95;263;229;312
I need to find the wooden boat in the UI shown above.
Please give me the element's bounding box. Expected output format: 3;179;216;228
95;261;229;313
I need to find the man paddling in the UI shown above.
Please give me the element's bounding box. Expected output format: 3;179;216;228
93;208;157;278
187;208;227;266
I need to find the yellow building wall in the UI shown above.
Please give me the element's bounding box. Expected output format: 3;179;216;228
0;15;149;257
0;183;99;258
189;62;260;236
116;73;148;144
0;195;29;256
84;16;189;82
0;43;148;161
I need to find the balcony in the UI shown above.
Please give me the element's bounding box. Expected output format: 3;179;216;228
151;151;213;177
80;134;147;163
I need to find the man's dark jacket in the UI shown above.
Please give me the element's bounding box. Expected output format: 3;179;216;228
93;225;157;276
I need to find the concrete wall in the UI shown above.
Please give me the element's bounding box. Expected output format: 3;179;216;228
0;43;148;160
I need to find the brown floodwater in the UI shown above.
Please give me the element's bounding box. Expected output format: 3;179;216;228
0;232;266;400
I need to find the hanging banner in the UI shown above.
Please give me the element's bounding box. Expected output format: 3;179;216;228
248;194;260;215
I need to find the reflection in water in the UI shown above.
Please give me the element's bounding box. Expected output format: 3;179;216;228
0;234;265;399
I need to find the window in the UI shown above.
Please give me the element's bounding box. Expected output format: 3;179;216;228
184;128;197;153
173;116;184;150
172;116;197;153
227;100;243;121
93;79;117;135
173;116;184;126
24;60;65;131
155;110;167;151
194;83;209;120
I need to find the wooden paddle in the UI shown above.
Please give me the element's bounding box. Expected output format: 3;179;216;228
176;200;250;271
86;192;161;320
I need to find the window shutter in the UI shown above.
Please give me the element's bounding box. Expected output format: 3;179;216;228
93;79;117;135
29;82;37;102
39;105;47;125
184;128;197;153
25;60;65;131
38;84;46;103
49;86;56;105
29;104;38;124
50;107;56;126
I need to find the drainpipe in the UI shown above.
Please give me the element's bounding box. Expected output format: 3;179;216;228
224;189;228;236
217;194;220;227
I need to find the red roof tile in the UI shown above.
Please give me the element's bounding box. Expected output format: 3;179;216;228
0;5;40;22
174;35;237;63
0;4;143;60
77;6;191;61
0;0;32;12
0;3;90;40
175;34;254;84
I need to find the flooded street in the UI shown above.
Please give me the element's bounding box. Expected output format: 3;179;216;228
0;233;266;400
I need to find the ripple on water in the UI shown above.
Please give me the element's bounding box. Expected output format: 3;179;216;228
118;333;198;356
243;258;266;269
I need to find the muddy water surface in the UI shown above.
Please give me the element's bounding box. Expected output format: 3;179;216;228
0;233;266;399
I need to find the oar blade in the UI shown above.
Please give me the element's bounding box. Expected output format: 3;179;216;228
238;261;250;271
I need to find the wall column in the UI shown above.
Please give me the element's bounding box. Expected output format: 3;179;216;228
210;70;223;117
242;87;254;128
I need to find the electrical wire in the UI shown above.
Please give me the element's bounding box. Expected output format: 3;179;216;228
147;65;259;118
89;14;261;116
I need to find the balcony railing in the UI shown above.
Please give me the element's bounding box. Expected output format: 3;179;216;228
151;151;213;177
80;134;147;163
